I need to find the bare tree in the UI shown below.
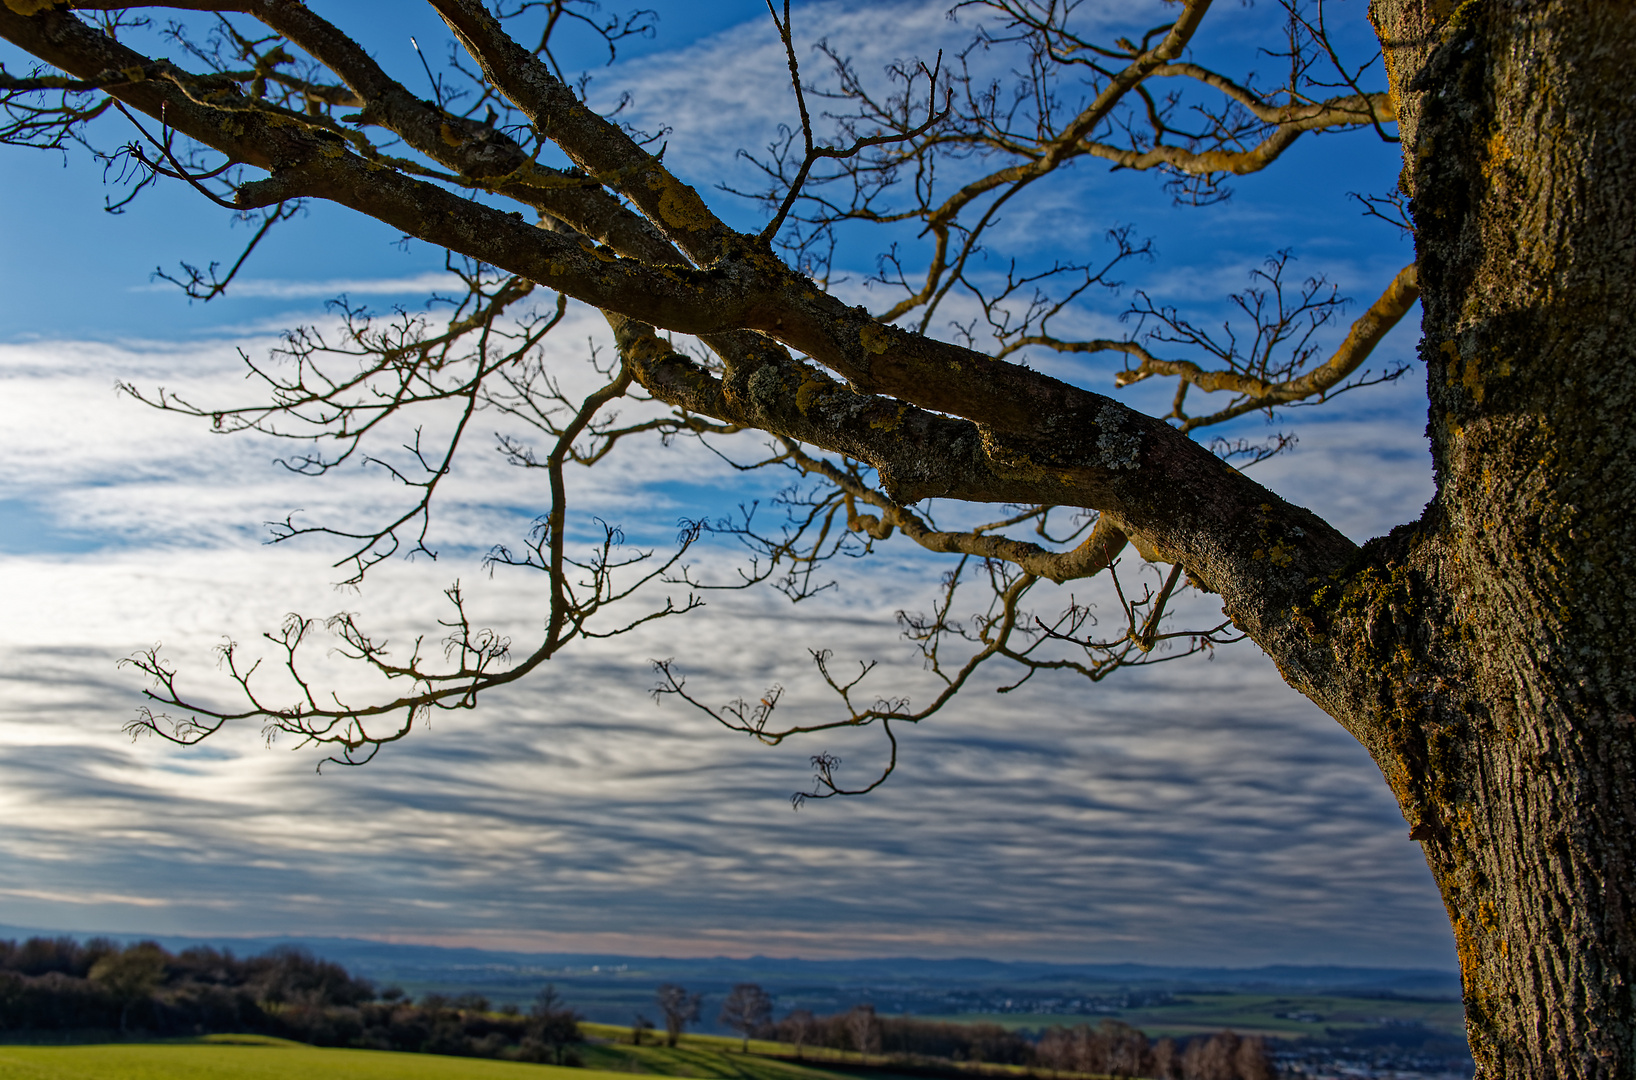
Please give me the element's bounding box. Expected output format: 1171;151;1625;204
1180;1032;1237;1080
1151;1037;1182;1080
846;1003;879;1062
718;983;773;1053
777;1007;816;1060
0;2;1632;1075
1231;1036;1274;1080
527;983;583;1065
631;1012;654;1046
655;983;701;1048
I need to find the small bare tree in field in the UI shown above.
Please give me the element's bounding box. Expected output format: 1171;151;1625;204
719;983;773;1052
655;983;701;1048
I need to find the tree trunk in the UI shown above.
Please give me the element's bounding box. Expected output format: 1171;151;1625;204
1351;3;1636;1076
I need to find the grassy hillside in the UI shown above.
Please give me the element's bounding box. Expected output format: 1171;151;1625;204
0;1034;641;1080
0;1032;896;1080
576;1025;879;1078
0;1005;1467;1080
575;1025;1035;1079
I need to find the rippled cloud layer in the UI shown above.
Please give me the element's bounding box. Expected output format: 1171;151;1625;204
0;0;1446;970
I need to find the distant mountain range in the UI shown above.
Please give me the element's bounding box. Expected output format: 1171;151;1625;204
0;921;1462;1025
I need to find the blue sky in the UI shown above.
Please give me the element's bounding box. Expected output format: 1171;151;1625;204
0;0;1452;969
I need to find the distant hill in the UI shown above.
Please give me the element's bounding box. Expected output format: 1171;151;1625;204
0;921;1461;1028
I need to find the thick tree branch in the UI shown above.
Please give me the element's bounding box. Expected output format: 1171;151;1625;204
427;0;740;265
781;440;1132;583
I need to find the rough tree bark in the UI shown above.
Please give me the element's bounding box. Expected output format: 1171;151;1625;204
0;2;1632;1075
1330;4;1636;1076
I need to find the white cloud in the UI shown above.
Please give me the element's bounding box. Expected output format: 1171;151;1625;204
596;0;1157;226
0;0;1449;970
0;325;1447;965
129;271;468;299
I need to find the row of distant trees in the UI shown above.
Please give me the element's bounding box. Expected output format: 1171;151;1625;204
1035;1022;1274;1080
3;939;1269;1080
0;936;585;1064
627;981;774;1052
0;936;371;1036
776;1004;1272;1080
683;984;1273;1080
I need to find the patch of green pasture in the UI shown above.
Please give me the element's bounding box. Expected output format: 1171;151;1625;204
575;1030;1023;1079
910;993;1465;1042
1113;993;1466;1039
896;1015;1101;1035
581;1026;800;1059
0;1041;620;1080
576;1036;858;1080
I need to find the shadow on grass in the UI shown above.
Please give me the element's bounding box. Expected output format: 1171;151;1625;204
0;1031;303;1048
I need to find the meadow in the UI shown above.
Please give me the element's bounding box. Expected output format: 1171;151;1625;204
0;1031;904;1080
911;992;1467;1040
0;1032;869;1080
0;1034;587;1080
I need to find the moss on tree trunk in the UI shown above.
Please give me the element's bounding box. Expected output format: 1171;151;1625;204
1348;4;1636;1075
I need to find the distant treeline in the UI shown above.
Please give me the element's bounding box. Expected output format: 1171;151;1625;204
771;1006;1034;1065
0;936;583;1064
1;936;1274;1080
767;1005;1274;1080
1035;1021;1274;1080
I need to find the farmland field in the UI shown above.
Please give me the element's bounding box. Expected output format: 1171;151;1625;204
0;1001;1470;1079
0;1035;616;1080
573;1029;884;1080
912;992;1467;1040
0;1033;893;1080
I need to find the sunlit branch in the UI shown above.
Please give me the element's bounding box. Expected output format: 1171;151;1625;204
1111;262;1418;429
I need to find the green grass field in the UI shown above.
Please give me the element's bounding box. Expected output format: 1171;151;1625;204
0;1032;889;1080
574;1028;860;1080
913;992;1467;1040
575;1025;1032;1078
0;1035;614;1080
0;998;1467;1079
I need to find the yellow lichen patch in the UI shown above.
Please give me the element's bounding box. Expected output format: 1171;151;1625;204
858;320;894;356
646;172;714;232
794;367;828;415
1415;129;1437;167
1450;914;1483;978
1381;48;1402;116
1483;127;1511;179
1444;0;1482;34
3;0;57;14
869;404;908;432
1461;350;1485;404
1440;339;1460;384
439;123;463;148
